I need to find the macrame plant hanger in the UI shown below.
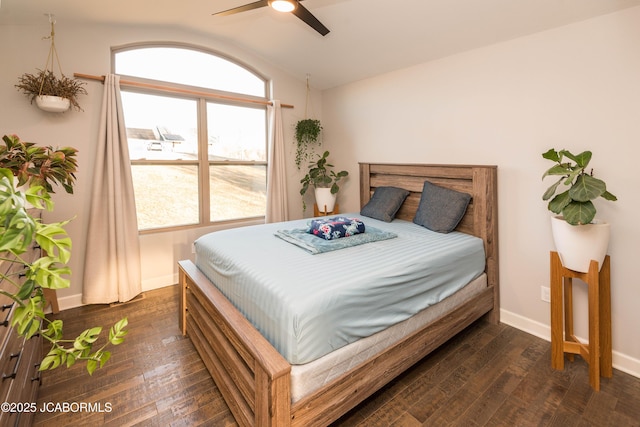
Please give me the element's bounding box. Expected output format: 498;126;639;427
24;13;85;112
294;74;323;170
40;14;65;96
304;73;315;119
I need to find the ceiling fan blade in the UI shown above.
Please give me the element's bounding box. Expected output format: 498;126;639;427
212;0;269;17
292;2;330;36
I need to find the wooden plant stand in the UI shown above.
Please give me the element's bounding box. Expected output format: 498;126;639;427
313;203;339;216
550;251;612;391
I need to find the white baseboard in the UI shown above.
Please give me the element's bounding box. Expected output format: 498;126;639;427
500;308;551;341
141;273;178;292
501;308;640;379
55;293;84;312
54;274;178;312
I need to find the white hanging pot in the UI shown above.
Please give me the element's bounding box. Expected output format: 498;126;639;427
35;95;70;113
550;215;610;273
314;187;337;213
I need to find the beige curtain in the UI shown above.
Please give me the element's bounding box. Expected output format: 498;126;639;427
265;100;289;223
82;74;141;304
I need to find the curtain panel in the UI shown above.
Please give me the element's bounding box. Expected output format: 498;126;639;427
266;100;289;223
82;74;141;304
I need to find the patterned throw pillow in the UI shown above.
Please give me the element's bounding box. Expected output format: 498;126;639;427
308;216;366;240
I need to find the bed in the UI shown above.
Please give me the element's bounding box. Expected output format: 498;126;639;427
178;162;499;426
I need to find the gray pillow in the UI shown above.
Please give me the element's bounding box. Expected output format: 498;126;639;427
413;181;471;233
360;186;410;222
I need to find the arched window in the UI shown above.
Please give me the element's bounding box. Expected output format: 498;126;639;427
114;44;269;231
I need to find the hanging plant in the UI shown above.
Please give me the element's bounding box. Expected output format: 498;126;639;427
14;14;87;112
294;74;322;169
294;118;322;169
16;69;87;112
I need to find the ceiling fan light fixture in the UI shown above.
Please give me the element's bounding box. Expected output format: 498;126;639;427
269;0;297;13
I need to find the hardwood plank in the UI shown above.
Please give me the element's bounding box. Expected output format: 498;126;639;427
102;401;158;426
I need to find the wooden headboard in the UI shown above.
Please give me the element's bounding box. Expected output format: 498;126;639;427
359;162;499;320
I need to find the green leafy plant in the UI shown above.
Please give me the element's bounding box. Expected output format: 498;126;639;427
300;150;348;209
542;148;617;226
15;69;87;111
1;135;127;375
1;134;78;194
39;318;128;374
294;118;322;169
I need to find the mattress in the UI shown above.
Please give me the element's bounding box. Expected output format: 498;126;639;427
194;214;485;364
290;273;487;402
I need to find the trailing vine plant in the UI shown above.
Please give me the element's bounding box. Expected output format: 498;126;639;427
295;118;322;169
294;74;323;169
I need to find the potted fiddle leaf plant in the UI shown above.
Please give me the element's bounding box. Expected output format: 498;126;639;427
15;69;87;112
1;134;127;375
294;118;322;169
542;148;617;272
300;150;348;212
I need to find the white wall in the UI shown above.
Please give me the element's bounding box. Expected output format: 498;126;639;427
322;7;640;376
0;23;317;304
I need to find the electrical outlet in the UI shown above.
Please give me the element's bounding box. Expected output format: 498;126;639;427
191;243;196;254
541;286;550;303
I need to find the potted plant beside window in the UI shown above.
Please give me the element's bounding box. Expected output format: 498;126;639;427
15;69;87;112
541;148;617;272
300;150;348;212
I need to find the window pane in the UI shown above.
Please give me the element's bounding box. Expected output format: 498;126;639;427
115;47;266;97
122;92;198;161
132;165;200;230
207;103;266;161
210;165;266;222
117;45;269;231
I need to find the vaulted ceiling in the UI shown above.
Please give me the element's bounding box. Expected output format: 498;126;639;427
2;0;639;89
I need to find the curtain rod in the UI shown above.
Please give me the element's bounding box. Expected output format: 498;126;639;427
73;73;294;109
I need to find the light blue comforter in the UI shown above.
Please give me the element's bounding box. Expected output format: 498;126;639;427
194;214;485;365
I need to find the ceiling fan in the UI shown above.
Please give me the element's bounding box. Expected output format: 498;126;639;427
213;0;330;36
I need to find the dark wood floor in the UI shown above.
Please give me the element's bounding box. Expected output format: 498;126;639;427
34;285;639;426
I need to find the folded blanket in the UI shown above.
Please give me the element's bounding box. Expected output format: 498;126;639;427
308;216;365;240
275;225;396;254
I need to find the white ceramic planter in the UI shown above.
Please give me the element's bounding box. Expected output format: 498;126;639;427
550;216;610;272
35;95;70;113
314;187;337;213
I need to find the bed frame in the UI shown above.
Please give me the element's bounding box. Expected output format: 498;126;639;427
178;162;499;426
